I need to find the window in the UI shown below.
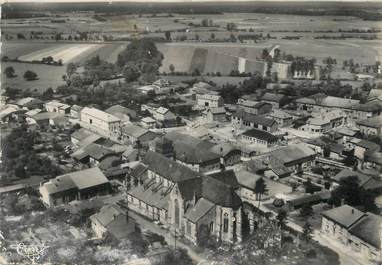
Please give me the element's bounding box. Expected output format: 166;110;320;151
223;213;229;233
89;119;93;124
209;222;214;233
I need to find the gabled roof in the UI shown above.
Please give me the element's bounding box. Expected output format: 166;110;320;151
123;124;148;138
142;151;201;183
42;167;109;194
81;107;121;123
185;198;215;223
242;128;278;142
105;105;137;118
201;176;242;209
349;213;382;249
322;205;366;229
356;116;382;129
270;144;316;165
262;92;286;103
233;109;277;127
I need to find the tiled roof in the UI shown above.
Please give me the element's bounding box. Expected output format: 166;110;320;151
142;151;201;183
233;109;277;127
349;213;382;249
322;205;365;229
81;107;121;123
262;92;286;103
242;128;278;142
270;144;316;165
208;170;240;189
356;116;382;129
185;198;215;223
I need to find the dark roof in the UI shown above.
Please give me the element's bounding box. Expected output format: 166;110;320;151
233;109;277;127
270;144;316;165
349;213;382;249
142;151;201;183
84;144;117;160
242;129;278;142
356;116;382;129
355;140;380;151
105;104;137;118
262;92;286;103
201;176;242;209
322;205;366;229
208;170;240;189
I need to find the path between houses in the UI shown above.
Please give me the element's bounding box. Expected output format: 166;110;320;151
128;211;208;264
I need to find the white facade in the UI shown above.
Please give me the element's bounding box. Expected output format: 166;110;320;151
80;107;122;133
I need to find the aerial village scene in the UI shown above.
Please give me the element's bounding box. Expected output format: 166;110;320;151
1;1;382;265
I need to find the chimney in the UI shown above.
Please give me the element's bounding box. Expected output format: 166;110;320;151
341;198;345;206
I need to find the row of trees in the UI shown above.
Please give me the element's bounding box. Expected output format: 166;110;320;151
4;66;38;81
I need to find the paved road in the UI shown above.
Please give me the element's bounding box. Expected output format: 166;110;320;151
128;211;208;264
313;231;369;265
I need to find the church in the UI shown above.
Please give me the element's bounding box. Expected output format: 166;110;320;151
126;150;243;244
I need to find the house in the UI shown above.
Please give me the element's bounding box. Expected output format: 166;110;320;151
80;107;122;134
122;145;139;162
71;143;120;169
105;105;137;121
306;137;345;160
240;128;279;148
141;117;156;129
151;107;177;122
300;110;346;134
44;100;71;114
25;108;42;117
70;105;83;119
105;104;137;124
122;124;159;145
234;169;292;204
196;94;224;108
71;128;96;146
206;107;226;122
268;110;293;127
39;167;110;207
357;116;382;136
0;105;20;124
332;169;382;192
261;93;288;109
90;204;136;239
16;97;43;110
321;205;382;262
269;144;316;173
26;112;61;129
232;109;278;132
237;99;272;115
209;142;242;166
352;139;380;160
296;94;360;113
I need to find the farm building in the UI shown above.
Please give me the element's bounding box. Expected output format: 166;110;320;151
232;109;278;133
44;100;71;114
196;94;224;108
240;128;279;148
39;167;110;207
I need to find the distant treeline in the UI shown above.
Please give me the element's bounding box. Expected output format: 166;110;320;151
2;2;382;20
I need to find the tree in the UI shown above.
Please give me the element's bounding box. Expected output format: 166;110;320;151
41;87;54;100
15;165;27;178
165;31;171;41
323;145;331;158
300;204;313;217
4;66;16;78
302;222;313;242
23;70;38;81
164;248;193;265
169;64;175;73
117;38;164;74
304;179;320;194
123;63;141;82
254;177;267;208
66;62;77;77
276;209;287;228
